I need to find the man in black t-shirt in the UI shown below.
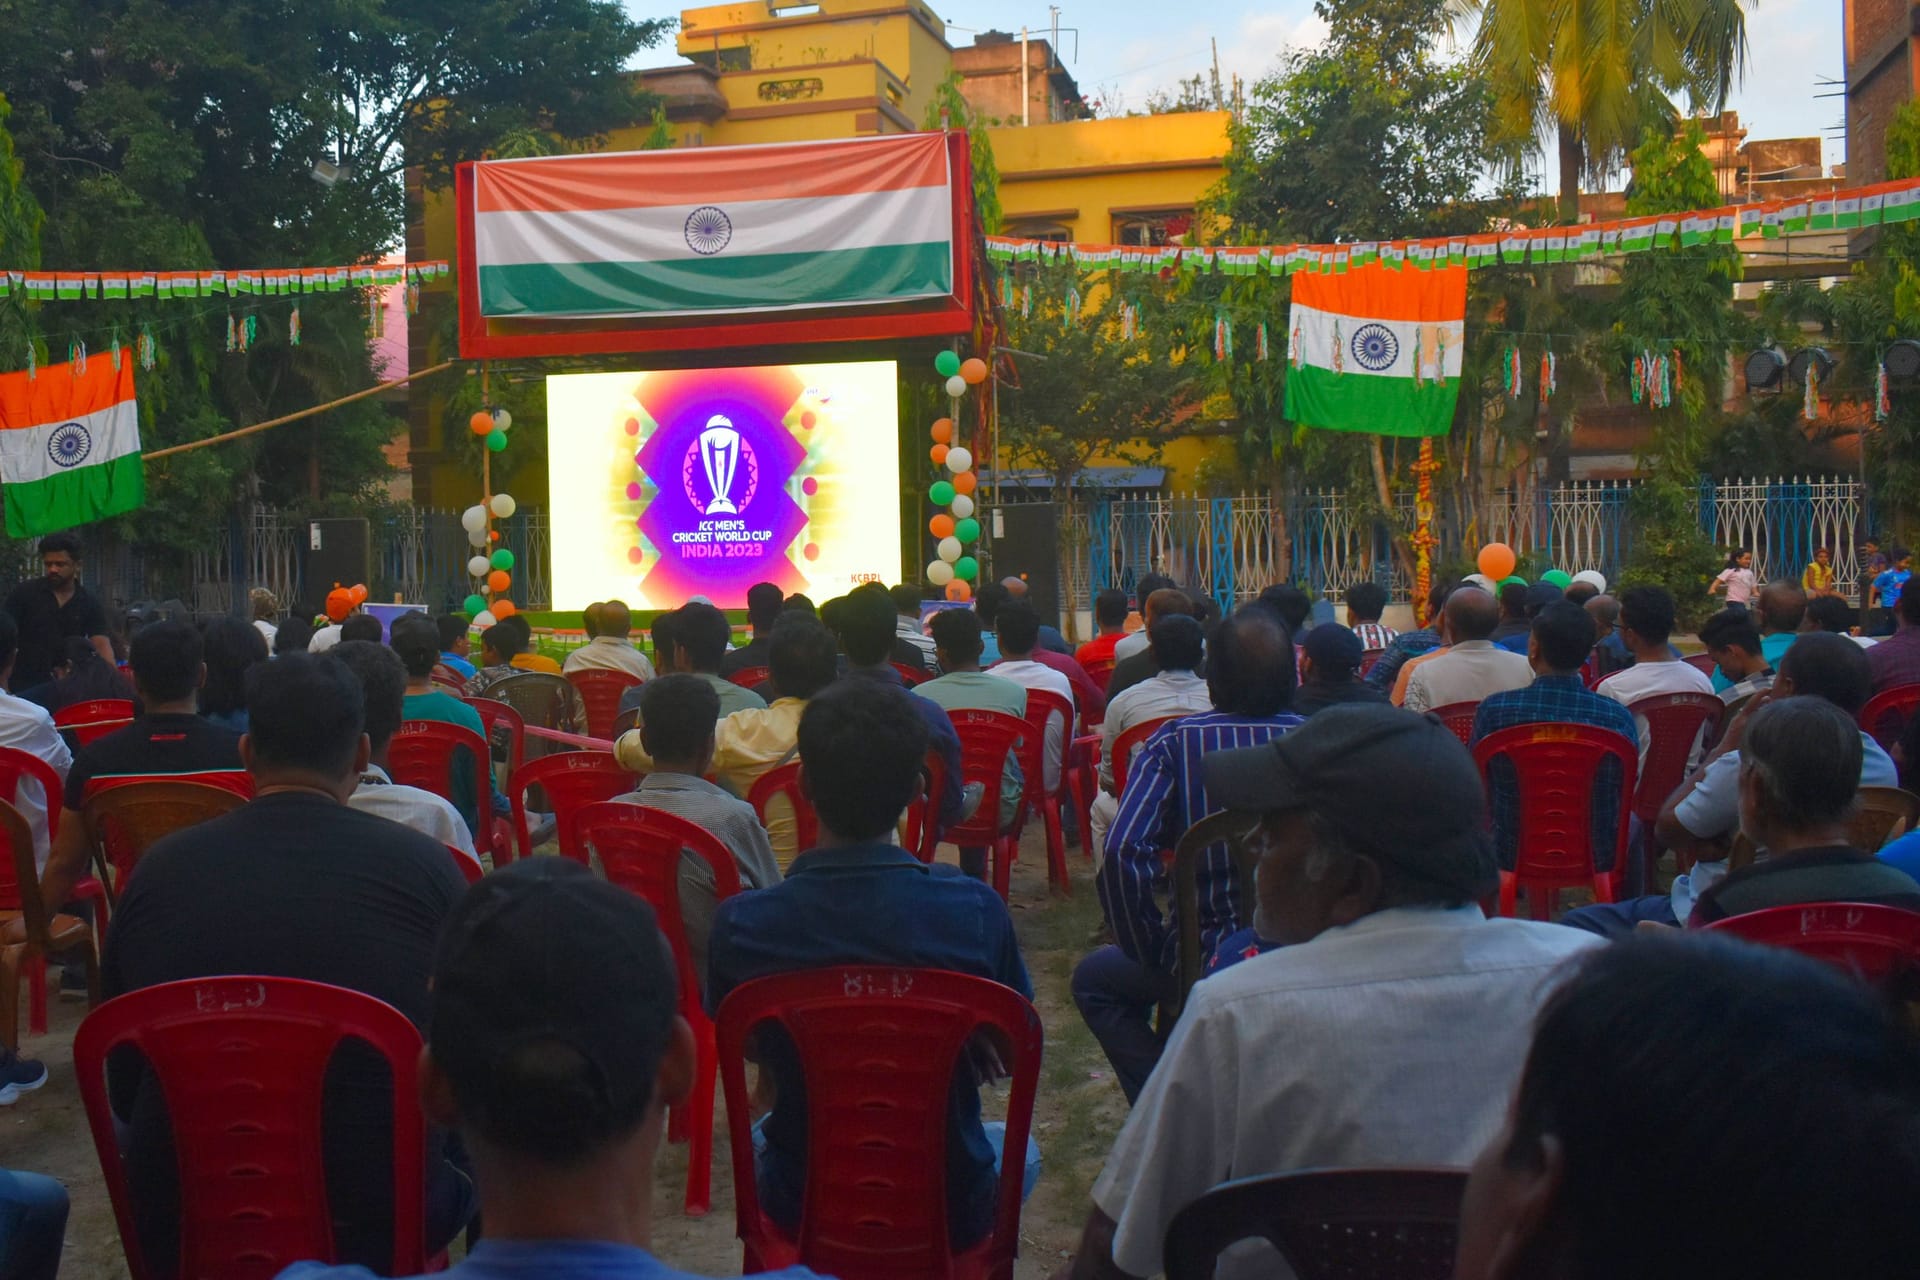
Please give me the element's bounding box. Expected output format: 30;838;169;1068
37;620;243;914
102;652;474;1274
3;530;112;693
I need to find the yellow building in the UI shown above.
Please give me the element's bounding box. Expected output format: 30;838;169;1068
404;0;1233;502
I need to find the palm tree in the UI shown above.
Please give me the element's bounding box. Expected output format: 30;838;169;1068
1454;0;1753;221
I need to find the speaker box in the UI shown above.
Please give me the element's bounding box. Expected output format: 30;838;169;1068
303;518;370;603
993;502;1061;621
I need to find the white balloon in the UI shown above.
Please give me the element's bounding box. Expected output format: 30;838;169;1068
927;560;955;586
1463;573;1495;593
944;446;973;474
950;494;975;519
467;529;489;548
467;556;490;578
945;375;968;398
473;609;498;629
490;492;517;519
1572;569;1607;591
460;505;487;533
937;536;962;563
491;408;512;432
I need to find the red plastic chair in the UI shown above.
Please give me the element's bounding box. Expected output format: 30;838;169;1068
578;802;743;1217
53;698;134;746
1427;701;1481;746
1704;901;1920;985
901;748;950;865
747;761;820;856
1860;682;1920;751
82;780;249;906
0;745;106;1035
428;663;466;695
1622;691;1725;889
1473;723;1638;919
726;665;771;691
715;967;1044;1280
1358;649;1386;679
565;669;641;740
446;844;484;885
945;709;1031;900
73;976;429;1280
1083;656;1117;692
891;661;931;687
504;751;635;862
390;720;506;864
1066;732;1100;856
1683;652;1719;679
462;696;527;778
1110;715;1180;797
1020;687;1075;895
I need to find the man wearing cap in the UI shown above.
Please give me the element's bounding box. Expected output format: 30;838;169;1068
1059;704;1600;1280
1291;624;1387;716
283;858;823;1280
306;587;355;653
1403;587;1534;715
1077;608;1303;1104
1086;615;1213;865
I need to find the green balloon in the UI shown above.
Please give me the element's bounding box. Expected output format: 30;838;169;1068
1499;575;1527;588
955;517;981;544
485;428;508;453
1540;569;1572;589
934;350;962;378
954;555;979;582
491;549;516;571
463;593;487;616
930;480;956;506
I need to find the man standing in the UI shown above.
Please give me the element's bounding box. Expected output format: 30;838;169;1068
1870;546;1912;636
4;531;112;693
1595;585;1714;766
1087;616;1213;864
1403;588;1534;714
560;599;655;682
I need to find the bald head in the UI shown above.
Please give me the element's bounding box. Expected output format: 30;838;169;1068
1584;593;1619;629
599;600;632;639
1144;588;1194;627
1443;587;1500;642
1758;578;1807;635
1000;576;1028;599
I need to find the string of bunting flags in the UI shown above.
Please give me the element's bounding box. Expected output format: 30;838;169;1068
4;260;449;301
984;174;1920;276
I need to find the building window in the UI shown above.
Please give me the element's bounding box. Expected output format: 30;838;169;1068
1006;220;1072;243
1113;210;1194;246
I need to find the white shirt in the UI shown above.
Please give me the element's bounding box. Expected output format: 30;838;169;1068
561;635;657;682
1095;906;1601;1280
349;764;480;867
895;616;938;667
1098;669;1212;789
307;624;344;654
0;692;71;869
252;618;277;646
1595;658;1715;768
1113;631;1150;662
1402;639;1534;713
990;657;1075;790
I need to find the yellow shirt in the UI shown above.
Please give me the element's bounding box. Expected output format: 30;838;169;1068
512;652;563;675
1804;561;1835;594
616;697;809;863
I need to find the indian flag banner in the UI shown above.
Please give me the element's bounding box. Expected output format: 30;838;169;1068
470;134;954;319
1285;261;1467;439
0;352;145;536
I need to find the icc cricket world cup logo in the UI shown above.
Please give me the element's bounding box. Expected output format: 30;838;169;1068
699;416;742;515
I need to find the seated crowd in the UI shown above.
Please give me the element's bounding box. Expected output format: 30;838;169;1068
5;555;1920;1280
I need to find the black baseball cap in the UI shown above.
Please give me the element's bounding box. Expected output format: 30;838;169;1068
1302;623;1364;673
1203;702;1495;897
430;857;680;1159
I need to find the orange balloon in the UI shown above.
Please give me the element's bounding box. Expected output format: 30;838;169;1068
1476;542;1517;581
945;580;973;602
930;417;954;444
324;587;353;623
490;598;517;619
930;514;956;538
348;583;368;606
931;443;950;466
952;470;978;495
487;569;511;594
960;357;989;385
489;531;500;542
468;411;494;437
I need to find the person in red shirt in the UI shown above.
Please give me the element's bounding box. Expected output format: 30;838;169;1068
1076;590;1132;671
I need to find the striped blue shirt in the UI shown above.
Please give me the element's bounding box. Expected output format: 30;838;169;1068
1099;710;1305;971
1470;673;1638;872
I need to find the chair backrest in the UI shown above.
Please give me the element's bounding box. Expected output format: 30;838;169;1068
1111;715;1179;796
943;708;1031;845
82;780;249;893
746;761;819;854
72;976;427;1280
891;661;931;687
1860;682;1920;751
1021;686;1074;791
1083;656;1117;690
505;751;636;861
578;802;744;1020
0;744;66;849
428;664;466;695
1683;652;1719;679
714;967;1043;1279
900;748;949;864
446;844;484;884
1626;691;1725;822
1703;901;1920;986
54;698;136;746
462;696;526;778
479;673;580;739
1162;1168;1468;1280
389;721;492;820
0;798;54;942
1172;809;1257;1006
565;669;641;739
1472;722;1638;886
1427;701;1480;746
726;665;771;691
1850;786;1920;852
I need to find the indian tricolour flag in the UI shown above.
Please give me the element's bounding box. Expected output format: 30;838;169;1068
0;352;145;537
470;134;954;319
1285;261;1467;438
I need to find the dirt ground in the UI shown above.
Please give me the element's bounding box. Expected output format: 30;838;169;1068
6;825;1125;1279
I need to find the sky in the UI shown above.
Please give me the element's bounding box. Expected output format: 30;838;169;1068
629;0;1847;184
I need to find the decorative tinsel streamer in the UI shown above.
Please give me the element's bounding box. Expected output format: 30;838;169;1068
1020;285;1031;318
1540;351;1556;401
1878;359;1891;423
368;291;385;338
1213;313;1232;362
226;314;237;353
405;279;420;316
1120;302;1134;340
109;329;123;372
1256;322;1269;362
1290;323;1304;370
288;304;301;347
1331;320;1344;374
136;326;156;371
1411;330;1423;387
1671;349;1683;396
246;314;258;349
68;340;85;375
1631;353;1644;404
1501;346;1516;398
1066;287;1080;322
1805;360;1819;421
25;338;34;381
1433;327;1447;387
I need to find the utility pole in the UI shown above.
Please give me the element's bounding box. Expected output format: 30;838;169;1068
1209;37;1224;110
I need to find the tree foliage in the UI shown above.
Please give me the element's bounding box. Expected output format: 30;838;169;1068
925;72;1000;235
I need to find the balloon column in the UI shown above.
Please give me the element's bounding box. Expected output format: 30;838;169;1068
926;351;989;601
463;404;519;627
